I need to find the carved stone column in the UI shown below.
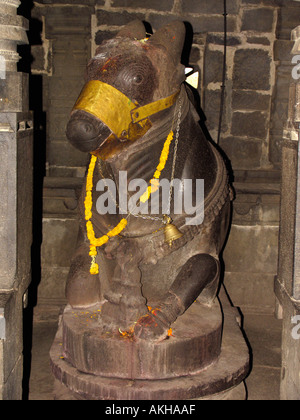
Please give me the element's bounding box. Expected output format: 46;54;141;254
275;25;300;400
0;0;32;400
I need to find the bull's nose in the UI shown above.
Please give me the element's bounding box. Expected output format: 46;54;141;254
66;118;103;153
67;119;98;142
66;112;113;153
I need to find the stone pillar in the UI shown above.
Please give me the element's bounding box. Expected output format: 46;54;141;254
0;0;32;400
275;25;300;400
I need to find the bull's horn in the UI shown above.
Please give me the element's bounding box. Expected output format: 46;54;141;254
148;21;186;64
116;20;146;40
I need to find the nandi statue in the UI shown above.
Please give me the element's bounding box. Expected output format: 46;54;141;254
65;19;231;341
50;21;249;400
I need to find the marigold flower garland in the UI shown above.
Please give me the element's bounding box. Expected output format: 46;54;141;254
139;130;174;203
85;130;174;275
84;155;128;274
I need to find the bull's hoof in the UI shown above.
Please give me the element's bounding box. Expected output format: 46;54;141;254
134;310;170;342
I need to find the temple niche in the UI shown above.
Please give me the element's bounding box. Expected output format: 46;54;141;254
0;0;300;401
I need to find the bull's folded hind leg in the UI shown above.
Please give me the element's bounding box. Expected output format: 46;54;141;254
65;227;101;308
134;254;220;342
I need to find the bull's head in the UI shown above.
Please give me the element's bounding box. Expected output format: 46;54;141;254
66;20;186;161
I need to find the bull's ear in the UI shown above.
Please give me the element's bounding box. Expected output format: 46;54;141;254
116;20;146;40
148;21;186;64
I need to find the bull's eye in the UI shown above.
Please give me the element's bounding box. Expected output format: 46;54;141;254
133;74;143;85
112;54;157;104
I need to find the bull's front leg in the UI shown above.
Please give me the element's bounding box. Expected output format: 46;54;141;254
134;254;219;342
65;225;101;308
101;239;148;332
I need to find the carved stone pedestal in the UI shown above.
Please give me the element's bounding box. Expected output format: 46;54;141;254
50;287;249;400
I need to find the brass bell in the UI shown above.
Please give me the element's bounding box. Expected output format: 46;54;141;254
164;218;184;246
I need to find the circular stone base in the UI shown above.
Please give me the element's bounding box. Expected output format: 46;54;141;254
61;299;222;380
52;378;247;401
50;288;250;400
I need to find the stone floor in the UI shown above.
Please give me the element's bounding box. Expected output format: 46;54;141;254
25;305;283;401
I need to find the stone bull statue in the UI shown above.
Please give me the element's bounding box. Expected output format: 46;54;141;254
65;20;232;342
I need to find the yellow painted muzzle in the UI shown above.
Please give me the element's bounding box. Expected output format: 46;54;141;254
72;80;179;160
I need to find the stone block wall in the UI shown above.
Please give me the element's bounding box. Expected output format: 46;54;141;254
29;0;300;313
89;0;297;172
31;0;300;174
